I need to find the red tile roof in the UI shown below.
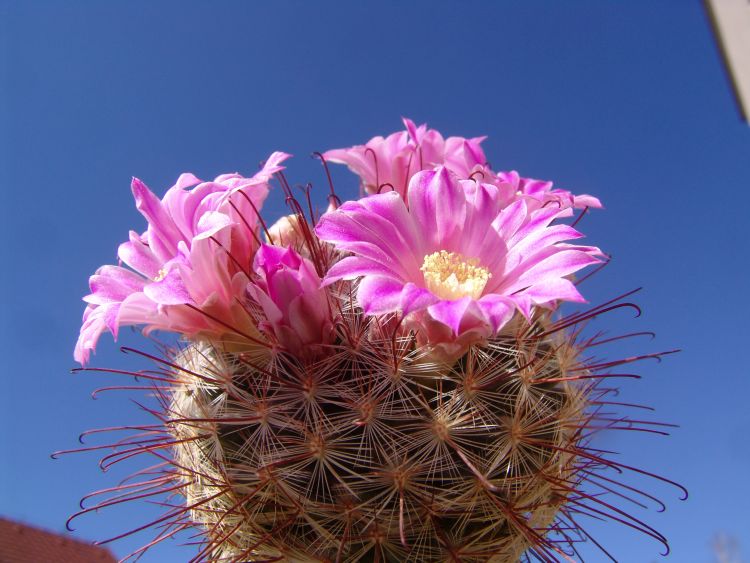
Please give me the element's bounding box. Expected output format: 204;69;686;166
0;517;117;563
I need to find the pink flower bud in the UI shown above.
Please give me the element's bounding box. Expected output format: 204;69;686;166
266;214;303;248
248;244;335;357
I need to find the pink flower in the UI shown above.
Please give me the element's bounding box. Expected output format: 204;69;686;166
323;118;488;199
323;118;602;216
315;167;602;361
74;153;290;364
247;244;334;357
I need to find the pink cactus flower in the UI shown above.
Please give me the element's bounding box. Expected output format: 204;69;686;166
324;118;602;215
322;118;488;199
247;244;335;357
74;153;289;364
315;166;602;361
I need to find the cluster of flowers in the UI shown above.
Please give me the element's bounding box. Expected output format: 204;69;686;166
75;118;603;366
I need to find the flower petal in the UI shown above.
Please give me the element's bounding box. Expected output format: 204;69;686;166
357;277;436;315
477;295;517;332
85;266;147;305
74;304;115;364
144;266;191;305
407;167;466;250
514;277;586;307
118;231;162;280
131;177;184;261
324;256;401;284
504;249;600;294
426;297;475;335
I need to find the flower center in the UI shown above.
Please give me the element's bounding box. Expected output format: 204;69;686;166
420;250;491;300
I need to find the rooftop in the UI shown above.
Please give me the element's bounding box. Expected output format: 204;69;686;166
0;517;116;563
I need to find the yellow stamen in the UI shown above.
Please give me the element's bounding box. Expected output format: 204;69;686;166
154;268;168;282
420;250;491;300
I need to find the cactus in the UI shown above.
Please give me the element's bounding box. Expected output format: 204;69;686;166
63;119;685;562
167;310;588;561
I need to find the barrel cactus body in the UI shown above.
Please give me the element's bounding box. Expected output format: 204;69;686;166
169;309;585;562
67;119;683;562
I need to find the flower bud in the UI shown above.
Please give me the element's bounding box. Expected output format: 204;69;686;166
248;244;335;356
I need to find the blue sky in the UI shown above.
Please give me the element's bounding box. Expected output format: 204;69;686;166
1;1;748;561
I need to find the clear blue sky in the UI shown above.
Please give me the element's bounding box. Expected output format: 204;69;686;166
1;1;748;561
